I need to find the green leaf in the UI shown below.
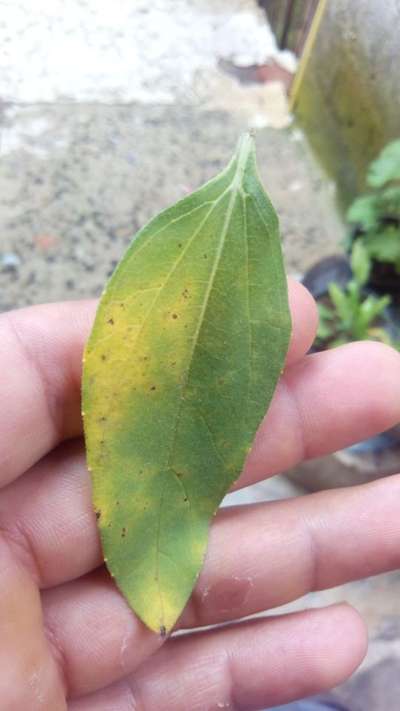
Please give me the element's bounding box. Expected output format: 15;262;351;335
82;134;291;634
347;194;380;229
317;302;335;320
367;140;400;188
351;240;371;287
316;303;336;343
378;185;400;219
328;282;352;324
316;321;334;341
367;327;394;346
363;226;400;264
355;294;390;336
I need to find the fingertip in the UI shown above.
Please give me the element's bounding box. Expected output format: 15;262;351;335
287;279;318;366
333;340;400;434
324;603;368;683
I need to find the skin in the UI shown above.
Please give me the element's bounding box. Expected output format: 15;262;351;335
0;280;400;710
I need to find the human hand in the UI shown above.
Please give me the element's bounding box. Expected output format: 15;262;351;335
1;281;400;710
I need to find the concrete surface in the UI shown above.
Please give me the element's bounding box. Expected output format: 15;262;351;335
0;1;399;708
0;0;296;104
0;103;342;312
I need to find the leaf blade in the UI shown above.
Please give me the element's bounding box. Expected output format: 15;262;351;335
82;134;291;633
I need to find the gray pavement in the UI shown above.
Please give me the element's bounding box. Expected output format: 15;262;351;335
0;102;342;312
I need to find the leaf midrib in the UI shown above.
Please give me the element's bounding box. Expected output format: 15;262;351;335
154;145;251;624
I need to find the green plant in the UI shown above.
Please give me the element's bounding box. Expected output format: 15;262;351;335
346;139;400;272
316;242;391;348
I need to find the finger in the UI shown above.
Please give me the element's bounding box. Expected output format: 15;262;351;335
68;605;366;709
241;340;400;487
0;440;101;588
43;568;162;698
183;473;400;627
0;300;95;488
286;279;318;365
2;341;400;590
0;281;313;488
41;473;400;697
0;537;66;709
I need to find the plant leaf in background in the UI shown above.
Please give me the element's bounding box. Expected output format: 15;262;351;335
350;240;371;287
347;194;380;231
347;188;400;231
363;227;400;271
367;139;400;188
82;134;291;634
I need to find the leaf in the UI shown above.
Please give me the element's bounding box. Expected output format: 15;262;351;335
82;134;291;635
347;194;380;230
316;303;335;342
317;302;335;320
363;226;400;264
350;240;371;287
328;282;352;324
367;140;400;188
355;294;390;336
378;185;400;219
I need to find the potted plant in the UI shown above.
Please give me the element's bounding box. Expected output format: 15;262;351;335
346;139;400;298
287;141;400;491
315;241;394;350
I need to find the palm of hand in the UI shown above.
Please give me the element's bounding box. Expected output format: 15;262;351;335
1;284;400;710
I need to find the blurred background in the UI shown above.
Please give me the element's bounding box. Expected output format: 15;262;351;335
1;1;400;708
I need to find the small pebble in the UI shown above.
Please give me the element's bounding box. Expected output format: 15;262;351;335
1;252;21;271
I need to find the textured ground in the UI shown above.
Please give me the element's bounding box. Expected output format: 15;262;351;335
0;102;341;312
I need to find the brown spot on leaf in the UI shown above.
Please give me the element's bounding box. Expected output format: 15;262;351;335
107;318;114;325
172;313;178;319
95;510;101;520
150;385;156;391
101;354;107;361
121;527;126;538
160;625;167;638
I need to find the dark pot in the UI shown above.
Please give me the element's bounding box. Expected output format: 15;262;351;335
302;254;352;299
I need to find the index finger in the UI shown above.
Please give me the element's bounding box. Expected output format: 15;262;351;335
0;300;95;487
0;281;315;488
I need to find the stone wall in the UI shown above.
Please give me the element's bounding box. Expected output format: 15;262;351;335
292;0;400;207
